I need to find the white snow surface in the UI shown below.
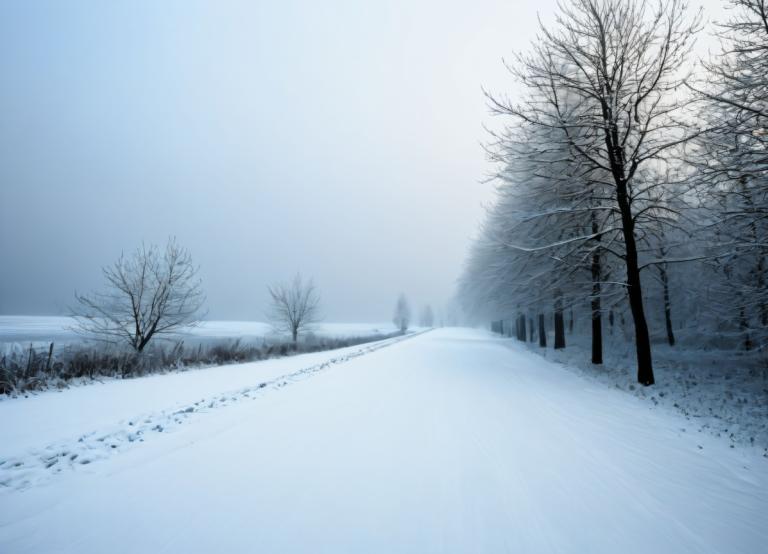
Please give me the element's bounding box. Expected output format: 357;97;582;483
1;328;766;553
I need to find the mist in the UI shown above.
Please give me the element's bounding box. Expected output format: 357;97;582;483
0;0;724;321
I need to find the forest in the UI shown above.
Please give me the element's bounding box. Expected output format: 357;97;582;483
458;0;768;386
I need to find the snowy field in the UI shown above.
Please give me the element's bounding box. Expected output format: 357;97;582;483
1;328;766;553
0;316;398;347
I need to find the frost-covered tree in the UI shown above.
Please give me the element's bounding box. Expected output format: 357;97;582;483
73;238;205;352
460;114;621;362
689;0;768;350
485;0;702;385
267;274;321;344
393;294;411;333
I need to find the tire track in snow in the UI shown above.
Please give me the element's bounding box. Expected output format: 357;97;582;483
0;331;427;491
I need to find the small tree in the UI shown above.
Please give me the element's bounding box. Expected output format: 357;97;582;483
419;305;435;327
73;238;205;352
393;294;411;333
267;274;321;343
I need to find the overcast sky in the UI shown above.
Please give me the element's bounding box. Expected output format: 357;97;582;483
0;0;725;322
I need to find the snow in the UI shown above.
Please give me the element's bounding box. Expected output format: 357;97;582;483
1;328;767;553
0;334;414;459
531;333;768;452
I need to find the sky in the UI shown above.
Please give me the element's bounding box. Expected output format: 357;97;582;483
0;0;726;322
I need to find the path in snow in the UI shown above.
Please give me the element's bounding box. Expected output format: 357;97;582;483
0;332;421;490
1;328;766;553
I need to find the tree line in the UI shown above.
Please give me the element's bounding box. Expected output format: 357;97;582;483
458;0;768;385
72;238;437;354
73;238;321;351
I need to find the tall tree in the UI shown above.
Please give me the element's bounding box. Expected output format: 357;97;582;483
488;0;702;385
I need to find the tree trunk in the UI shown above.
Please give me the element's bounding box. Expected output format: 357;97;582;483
554;293;566;350
591;211;603;364
658;259;676;347
740;306;752;351
746;191;767;327
615;180;654;385
46;342;54;373
519;314;527;342
756;247;767;326
529;318;534;342
538;314;546;347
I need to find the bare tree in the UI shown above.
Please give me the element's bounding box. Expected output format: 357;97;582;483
73;238;205;352
393;294;411;333
267;274;321;343
487;0;702;385
688;0;768;350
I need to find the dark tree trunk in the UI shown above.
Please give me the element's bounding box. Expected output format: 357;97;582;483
46;342;54;372
568;308;574;334
609;310;614;335
746;192;768;326
519;314;527;342
554;293;566;350
740;306;752;351
658;260;676;347
591;211;603;365
615;180;654;385
596;92;655;384
538;313;546;347
529;318;534;342
757;250;767;326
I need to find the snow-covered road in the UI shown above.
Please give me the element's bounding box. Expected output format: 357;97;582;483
1;328;766;553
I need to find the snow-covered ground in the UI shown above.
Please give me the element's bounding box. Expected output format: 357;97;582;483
1;328;766;553
527;333;768;452
0;315;399;349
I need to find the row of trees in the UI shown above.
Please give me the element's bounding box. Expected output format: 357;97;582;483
73;239;438;353
458;0;767;385
74;238;322;351
392;294;435;332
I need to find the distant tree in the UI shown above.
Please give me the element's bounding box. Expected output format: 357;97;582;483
419;305;435;327
267;274;321;343
73;238;205;352
393;294;411;333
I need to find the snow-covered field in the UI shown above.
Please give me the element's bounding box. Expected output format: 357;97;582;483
1;328;766;553
0;315;398;347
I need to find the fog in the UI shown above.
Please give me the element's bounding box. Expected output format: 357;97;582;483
0;0;724;321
